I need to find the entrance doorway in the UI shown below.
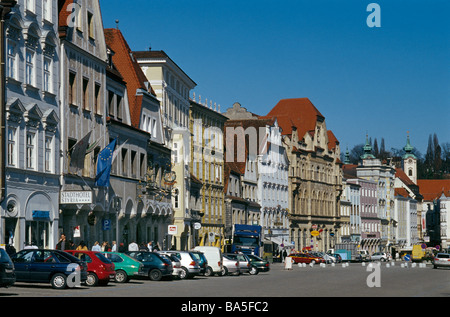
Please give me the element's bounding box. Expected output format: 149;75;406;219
26;221;51;249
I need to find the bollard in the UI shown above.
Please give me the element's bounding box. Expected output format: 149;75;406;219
386;263;390;268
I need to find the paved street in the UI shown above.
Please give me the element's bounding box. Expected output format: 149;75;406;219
1;262;449;299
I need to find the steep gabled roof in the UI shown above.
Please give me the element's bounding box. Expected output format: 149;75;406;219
104;28;156;128
262;98;324;139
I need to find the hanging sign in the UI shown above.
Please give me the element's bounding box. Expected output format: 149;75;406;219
311;230;320;237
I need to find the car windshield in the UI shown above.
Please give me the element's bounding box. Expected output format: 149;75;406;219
437;254;449;258
0;249;12;263
247;254;263;261
233;236;259;247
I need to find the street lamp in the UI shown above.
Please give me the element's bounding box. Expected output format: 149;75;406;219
0;0;17;204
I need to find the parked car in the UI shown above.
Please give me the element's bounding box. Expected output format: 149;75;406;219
433;253;450;269
162;251;201;279
10;249;87;289
222;255;240;276
65;250;115;286
371;252;389;262
0;248;15;288
189;250;208;275
246;254;270;273
125;251;173;281
101;251;145;283
224;253;253;274
192;246;223;277
158;252;183;278
289;253;325;265
314;252;335;263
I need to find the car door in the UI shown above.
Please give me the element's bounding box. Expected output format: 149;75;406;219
11;250;34;281
30;250;58;282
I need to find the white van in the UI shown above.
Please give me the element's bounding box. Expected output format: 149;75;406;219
192;246;223;276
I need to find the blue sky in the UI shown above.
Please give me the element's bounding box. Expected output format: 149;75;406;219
99;0;450;156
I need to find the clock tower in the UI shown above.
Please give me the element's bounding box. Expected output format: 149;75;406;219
402;133;417;184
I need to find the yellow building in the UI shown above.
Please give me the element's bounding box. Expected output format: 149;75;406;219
189;97;227;248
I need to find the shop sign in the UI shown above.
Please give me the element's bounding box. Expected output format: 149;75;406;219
168;225;177;235
311;230;320;237
32;210;50;220
60;191;93;204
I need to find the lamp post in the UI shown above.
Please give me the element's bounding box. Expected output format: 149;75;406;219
0;0;16;204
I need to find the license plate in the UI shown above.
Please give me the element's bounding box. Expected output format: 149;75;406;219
5;269;13;273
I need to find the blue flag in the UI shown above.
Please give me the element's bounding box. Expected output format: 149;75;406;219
95;139;117;187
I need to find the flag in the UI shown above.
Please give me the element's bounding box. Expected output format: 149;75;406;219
112;139;128;162
69;131;92;171
95;139;117;187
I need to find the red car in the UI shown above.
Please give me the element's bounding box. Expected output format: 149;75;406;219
65;250;115;286
289;253;325;264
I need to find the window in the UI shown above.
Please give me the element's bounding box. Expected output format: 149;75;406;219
94;83;101;115
121;148;127;176
108;91;114;118
26;132;35;169
43;0;52;22
45;136;53;172
7;42;16;79
26;49;34;86
26;0;35;13
43;57;51;92
116;95;122;120
131;150;137;178
87;11;95;39
7;127;16;166
82;77;89;110
69;71;76;105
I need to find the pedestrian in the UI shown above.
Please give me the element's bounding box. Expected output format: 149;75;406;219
282;249;287;263
153;242;160;252
76;241;88;251
139;242;148;251
111;241;117;252
118;242;126;252
147;241;153;252
56;233;67;250
67;240;75;250
92;241;101;251
128;241;138;251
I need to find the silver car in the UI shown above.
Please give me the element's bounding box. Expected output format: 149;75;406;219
159;252;183;278
224;253;251;274
222;255;240;276
162;251;201;279
433;253;450;269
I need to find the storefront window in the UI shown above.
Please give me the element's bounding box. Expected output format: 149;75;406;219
25;221;50;249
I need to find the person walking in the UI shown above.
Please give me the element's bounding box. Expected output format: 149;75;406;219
111;241;117;252
128;241;138;251
147;241;153;252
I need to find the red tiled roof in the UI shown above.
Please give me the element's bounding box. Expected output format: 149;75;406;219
261;98;324;139
104;28;156;128
417;179;450;201
395;187;409;198
395;168;415;186
327;130;339;151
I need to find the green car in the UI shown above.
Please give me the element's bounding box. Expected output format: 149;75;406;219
246;254;270;273
101;252;145;283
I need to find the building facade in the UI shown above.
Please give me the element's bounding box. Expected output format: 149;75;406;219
1;0;60;250
263;98;343;252
57;0;109;247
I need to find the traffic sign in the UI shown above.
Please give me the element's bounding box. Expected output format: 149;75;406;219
311;230;320;237
404;254;411;262
168;225;177;235
421;243;427;249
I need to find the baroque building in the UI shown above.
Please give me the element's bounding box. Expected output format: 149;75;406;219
263;98;343;252
1;0;60;249
189;97;227;248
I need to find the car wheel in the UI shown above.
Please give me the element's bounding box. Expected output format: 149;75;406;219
114;270;128;283
249;266;259;275
179;267;189;279
86;272;98;287
149;269;163;281
205;266;214;277
51;273;67;289
220;267;229;276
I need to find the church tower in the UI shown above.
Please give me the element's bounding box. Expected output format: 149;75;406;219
402;133;417;184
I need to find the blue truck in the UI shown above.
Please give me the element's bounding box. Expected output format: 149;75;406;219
231;224;262;256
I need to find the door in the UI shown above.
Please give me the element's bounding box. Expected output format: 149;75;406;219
11;250;34;281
